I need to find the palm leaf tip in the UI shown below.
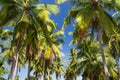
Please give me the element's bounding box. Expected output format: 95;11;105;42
56;0;67;4
46;4;59;15
52;45;62;58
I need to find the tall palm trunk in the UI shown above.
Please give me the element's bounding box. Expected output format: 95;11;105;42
8;39;21;80
43;60;46;80
8;33;23;80
8;52;19;80
115;55;120;80
98;30;110;80
35;72;38;78
27;59;31;80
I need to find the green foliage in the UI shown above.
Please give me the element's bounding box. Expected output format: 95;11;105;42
65;39;118;80
0;0;64;80
0;0;120;80
0;60;8;77
97;6;115;36
34;4;59;15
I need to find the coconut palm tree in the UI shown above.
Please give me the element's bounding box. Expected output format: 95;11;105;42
62;0;120;79
0;28;27;80
23;19;64;80
64;48;78;80
108;12;120;80
0;0;59;80
65;38;118;80
77;39;118;80
36;30;63;80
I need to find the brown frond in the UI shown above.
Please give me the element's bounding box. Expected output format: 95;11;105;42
49;53;55;65
26;44;33;59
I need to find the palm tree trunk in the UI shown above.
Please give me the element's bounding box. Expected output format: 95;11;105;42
27;59;31;80
35;72;38;79
115;55;120;80
8;53;19;80
8;33;23;80
43;60;46;80
98;30;110;80
48;70;50;80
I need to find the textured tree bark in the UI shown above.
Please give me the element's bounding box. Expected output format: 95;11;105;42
115;55;120;80
43;60;46;80
8;33;23;80
98;30;110;80
8;53;19;80
27;59;31;80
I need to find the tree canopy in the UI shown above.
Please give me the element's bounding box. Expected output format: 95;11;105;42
0;0;120;80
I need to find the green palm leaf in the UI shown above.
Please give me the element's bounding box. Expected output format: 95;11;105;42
98;6;115;35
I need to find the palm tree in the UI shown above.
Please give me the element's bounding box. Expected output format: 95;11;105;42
25;30;63;80
23;17;63;79
0;28;13;79
64;48;78;80
77;39;118;80
0;0;59;80
66;38;118;80
108;12;120;80
37;30;63;80
62;0;120;79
